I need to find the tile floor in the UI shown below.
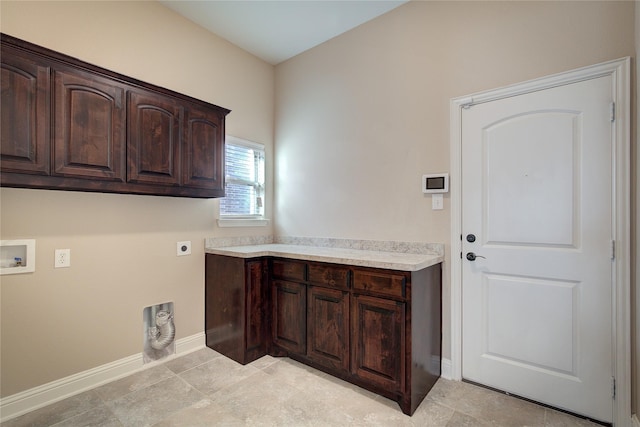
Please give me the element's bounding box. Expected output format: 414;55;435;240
2;347;602;427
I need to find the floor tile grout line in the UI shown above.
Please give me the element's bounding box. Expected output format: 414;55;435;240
201;364;275;401
95;365;177;404
165;351;224;376
172;356;221;374
174;373;211;402
144;375;212;427
145;380;239;427
41;389;110;427
47;401;119;427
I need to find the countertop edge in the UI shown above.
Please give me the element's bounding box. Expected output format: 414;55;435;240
205;245;444;272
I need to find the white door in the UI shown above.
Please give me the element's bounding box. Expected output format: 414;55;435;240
461;75;613;422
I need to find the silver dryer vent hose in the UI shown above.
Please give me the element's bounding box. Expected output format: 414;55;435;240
149;310;175;350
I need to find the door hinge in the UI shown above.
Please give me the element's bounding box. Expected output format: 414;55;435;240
612;376;616;399
610;102;615;122
610;240;615;261
460;97;474;110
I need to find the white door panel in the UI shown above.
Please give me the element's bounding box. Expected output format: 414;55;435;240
484;111;579;246
462;75;613;422
483;274;577;375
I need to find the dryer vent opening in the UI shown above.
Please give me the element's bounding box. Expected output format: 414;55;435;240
143;302;175;363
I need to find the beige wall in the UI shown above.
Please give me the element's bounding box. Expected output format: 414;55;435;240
274;0;635;368
1;0;637;411
0;1;274;397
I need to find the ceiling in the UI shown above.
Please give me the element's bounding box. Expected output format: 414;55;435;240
159;1;409;65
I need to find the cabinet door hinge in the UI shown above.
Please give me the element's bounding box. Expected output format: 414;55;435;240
610;102;616;122
612;376;616;399
610;240;615;261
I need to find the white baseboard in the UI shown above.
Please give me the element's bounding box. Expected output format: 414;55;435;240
0;332;205;423
440;357;453;380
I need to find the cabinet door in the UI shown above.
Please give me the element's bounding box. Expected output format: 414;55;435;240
245;259;266;361
1;46;50;175
128;91;182;186
53;69;125;181
307;286;349;371
351;294;405;392
205;254;245;363
272;280;306;354
183;104;224;191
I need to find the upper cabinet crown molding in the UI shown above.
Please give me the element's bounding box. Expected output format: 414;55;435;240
0;33;231;198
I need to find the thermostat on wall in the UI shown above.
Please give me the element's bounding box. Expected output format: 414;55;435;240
422;173;449;194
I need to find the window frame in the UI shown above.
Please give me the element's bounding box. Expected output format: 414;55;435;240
218;136;268;227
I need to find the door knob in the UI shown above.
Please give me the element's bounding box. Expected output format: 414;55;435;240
466;252;486;261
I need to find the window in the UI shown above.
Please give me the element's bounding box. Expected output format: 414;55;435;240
220;136;265;219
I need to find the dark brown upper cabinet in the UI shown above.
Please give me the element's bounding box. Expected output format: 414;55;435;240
0;33;230;198
127;90;182;186
1;43;50;176
183;102;225;191
53;68;126;182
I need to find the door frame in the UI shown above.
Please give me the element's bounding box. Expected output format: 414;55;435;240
449;58;631;425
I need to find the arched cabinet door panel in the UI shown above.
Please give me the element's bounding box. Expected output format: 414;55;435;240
1;45;50;175
127;90;182;186
183;103;225;191
53;68;126;181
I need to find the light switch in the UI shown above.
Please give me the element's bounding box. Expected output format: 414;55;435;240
432;194;444;210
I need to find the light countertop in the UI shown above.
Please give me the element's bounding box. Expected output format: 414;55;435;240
205;243;443;271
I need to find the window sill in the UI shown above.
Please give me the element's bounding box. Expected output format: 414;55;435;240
217;218;270;228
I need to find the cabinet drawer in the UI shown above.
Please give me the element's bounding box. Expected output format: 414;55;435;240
271;259;306;281
353;270;406;298
308;263;350;289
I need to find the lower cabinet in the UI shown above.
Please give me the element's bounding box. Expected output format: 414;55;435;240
307;286;350;371
244;260;267;362
205;253;442;416
271;279;306;354
351;293;405;392
204;255;267;364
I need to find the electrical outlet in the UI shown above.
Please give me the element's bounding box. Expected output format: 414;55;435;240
177;241;191;256
54;249;71;268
